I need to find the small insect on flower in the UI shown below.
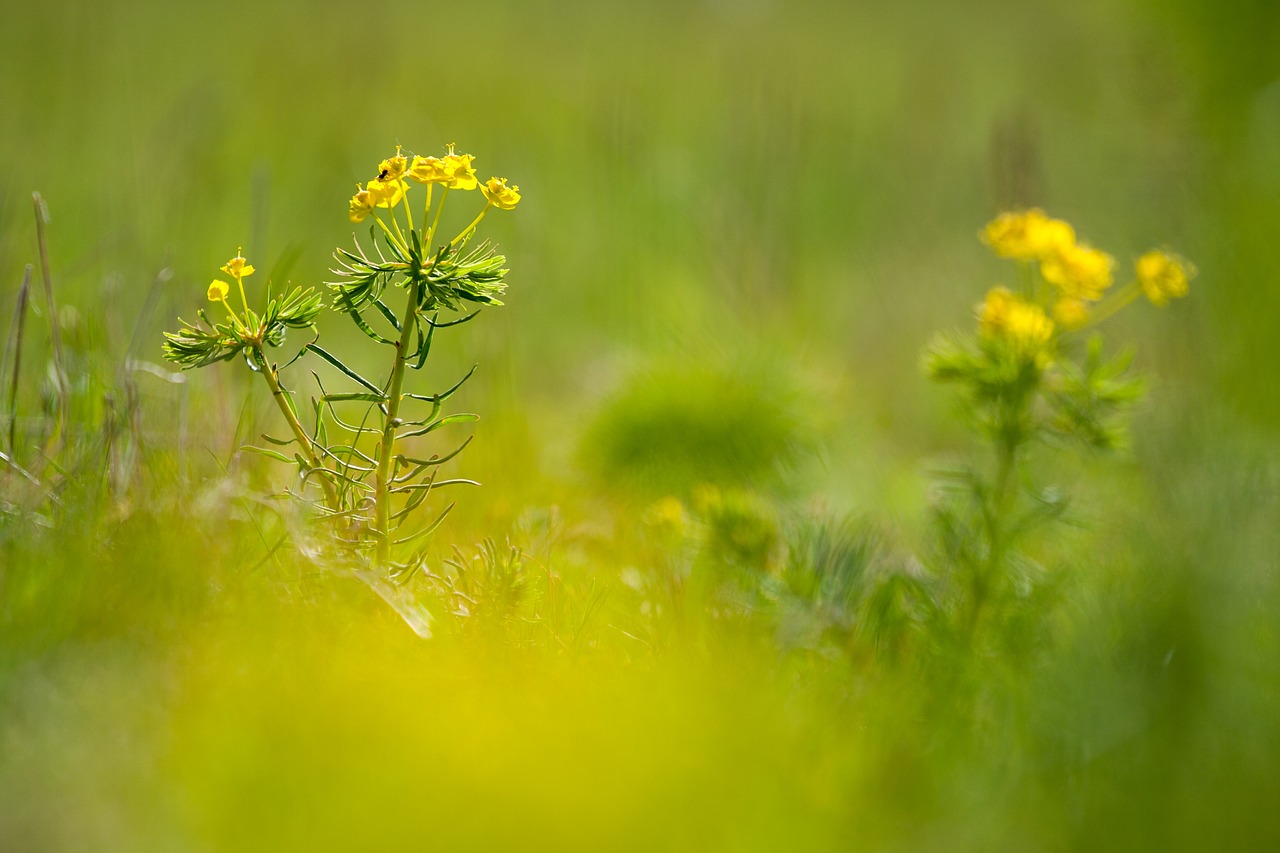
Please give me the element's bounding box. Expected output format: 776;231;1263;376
366;177;407;208
982;209;1075;261
207;279;230;302
1136;250;1195;306
1041;241;1114;302
481;177;521;210
377;147;409;182
348;184;376;223
221;250;255;281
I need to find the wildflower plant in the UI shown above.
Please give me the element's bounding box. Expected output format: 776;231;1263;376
163;144;521;601
924;209;1194;642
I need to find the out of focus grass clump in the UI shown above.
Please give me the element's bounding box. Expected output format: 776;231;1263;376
581;360;811;499
2;0;1279;850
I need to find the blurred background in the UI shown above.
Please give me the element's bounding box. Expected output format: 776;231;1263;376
1;0;1277;849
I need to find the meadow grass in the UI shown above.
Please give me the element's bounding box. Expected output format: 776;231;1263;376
2;0;1279;850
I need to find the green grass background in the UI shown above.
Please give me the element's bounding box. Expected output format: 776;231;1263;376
1;0;1278;849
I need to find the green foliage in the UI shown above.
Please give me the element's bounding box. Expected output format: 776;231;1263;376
328;231;509;316
581;363;810;499
162;286;324;369
693;485;779;572
160;309;244;368
1046;335;1146;451
779;514;877;616
261;286;324;340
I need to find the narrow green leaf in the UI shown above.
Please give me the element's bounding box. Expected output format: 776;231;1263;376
398;435;473;469
322;392;387;403
308;344;384;394
347;308;396;345
240;445;294;464
373;299;401;332
392;475;434;521
393;502;456;545
426;310;480;328
405;365;477;403
391;478;480;492
279;332;318;369
398;413;479;440
412;313;434;370
314;445;376;474
314;397;329;446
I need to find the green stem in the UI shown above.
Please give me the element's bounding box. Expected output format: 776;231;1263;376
427;187;449;246
1080;280;1141;330
1017;259;1035;302
967;408;1021;643
387;204;408;247
371;212;406;253
374;280;421;568
32;194;68;444
421;184;433;242
235;275;249;317
5;266;31;458
450;204;491;247
256;346;339;510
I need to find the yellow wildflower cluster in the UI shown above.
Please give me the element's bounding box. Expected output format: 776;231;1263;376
210;248;255;316
982;209;1113;327
347;144;519;229
406;145;477;190
979;210;1193;345
982;209;1075;261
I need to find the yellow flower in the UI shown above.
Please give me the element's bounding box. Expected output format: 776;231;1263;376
348;184;376;223
220;250;254;281
481;176;521;210
643;496;689;538
207;279;230;302
1052;297;1090;329
407;145;478;189
982;209;1075;261
1041;242;1114;301
408;155;450;185
377;147;408;182
442;146;478;190
979;286;1055;356
1136;250;1195;306
366;177;407;208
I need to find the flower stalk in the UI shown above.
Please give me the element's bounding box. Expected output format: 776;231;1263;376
373;279;423;567
928;208;1195;645
255;344;340;510
163;142;523;590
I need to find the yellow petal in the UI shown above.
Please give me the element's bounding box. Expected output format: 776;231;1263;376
367;177;407;208
481;177;521;210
